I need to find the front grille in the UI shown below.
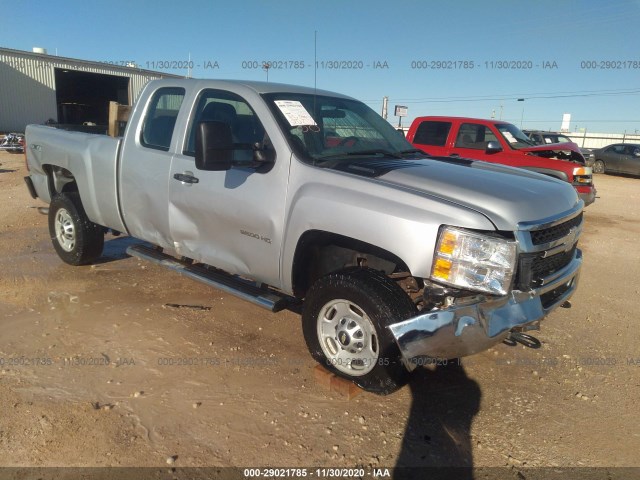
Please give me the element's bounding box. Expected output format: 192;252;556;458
530;213;583;245
515;244;577;290
540;281;573;309
532;245;577;279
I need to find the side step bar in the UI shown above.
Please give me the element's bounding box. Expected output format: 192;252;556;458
126;244;293;312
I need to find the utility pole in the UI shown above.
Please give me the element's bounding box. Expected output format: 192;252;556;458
382;96;388;120
517;98;525;128
263;62;270;82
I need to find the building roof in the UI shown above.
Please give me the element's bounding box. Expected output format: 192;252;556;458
0;46;183;79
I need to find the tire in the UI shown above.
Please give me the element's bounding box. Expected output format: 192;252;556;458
302;267;417;395
48;192;104;265
593;159;605;174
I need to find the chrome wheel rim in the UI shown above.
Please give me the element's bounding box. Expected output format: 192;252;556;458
55;208;75;252
317;299;379;376
594;161;604;174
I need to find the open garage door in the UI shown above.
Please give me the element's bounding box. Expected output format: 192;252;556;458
54;69;129;127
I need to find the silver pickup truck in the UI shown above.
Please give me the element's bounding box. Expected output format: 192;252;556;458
24;79;583;394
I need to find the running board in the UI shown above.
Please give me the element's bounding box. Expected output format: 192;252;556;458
126;244;293;312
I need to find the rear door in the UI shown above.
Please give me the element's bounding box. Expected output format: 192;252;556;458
119;86;186;248
410;120;452;156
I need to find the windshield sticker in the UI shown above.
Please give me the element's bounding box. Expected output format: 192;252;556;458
502;131;517;143
275;100;317;126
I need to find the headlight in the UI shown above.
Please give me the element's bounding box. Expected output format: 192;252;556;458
572;166;592;185
431;226;517;295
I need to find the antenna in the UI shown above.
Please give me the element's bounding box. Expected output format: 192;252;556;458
313;31;318;118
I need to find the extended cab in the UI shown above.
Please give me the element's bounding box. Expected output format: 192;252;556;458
407;116;596;206
25;80;584;394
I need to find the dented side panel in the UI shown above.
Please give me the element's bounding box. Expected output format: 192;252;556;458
24;124;126;232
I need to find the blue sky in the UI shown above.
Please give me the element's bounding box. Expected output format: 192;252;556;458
2;0;639;133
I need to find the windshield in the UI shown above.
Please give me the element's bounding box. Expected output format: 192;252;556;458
495;123;537;150
263;92;420;164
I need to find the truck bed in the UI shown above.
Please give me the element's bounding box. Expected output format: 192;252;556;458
25;124;126;233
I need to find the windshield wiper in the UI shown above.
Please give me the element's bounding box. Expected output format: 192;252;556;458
314;149;403;162
397;148;427;157
345;149;403;158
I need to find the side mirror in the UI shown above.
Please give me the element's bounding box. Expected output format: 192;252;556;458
252;142;275;164
485;141;503;154
195;121;233;171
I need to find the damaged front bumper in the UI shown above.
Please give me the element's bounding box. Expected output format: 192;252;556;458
578;188;596;207
389;249;582;371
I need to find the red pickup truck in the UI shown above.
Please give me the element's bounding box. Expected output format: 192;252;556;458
406;116;596;206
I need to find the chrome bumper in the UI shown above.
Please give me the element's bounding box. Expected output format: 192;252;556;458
578;188;596;207
389;249;582;371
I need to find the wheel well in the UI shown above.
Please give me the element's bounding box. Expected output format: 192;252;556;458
291;230;410;298
45;165;78;196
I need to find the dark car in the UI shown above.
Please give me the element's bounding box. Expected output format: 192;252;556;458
523;130;595;168
591;143;640;176
524;130;574;145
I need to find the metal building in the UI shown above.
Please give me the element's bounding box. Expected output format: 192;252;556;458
0;47;182;132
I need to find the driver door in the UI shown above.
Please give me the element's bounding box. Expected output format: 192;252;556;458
167;88;289;287
450;123;502;163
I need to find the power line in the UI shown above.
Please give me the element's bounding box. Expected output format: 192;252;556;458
363;88;640;104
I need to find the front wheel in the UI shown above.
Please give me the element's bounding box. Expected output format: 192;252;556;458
593;159;605;174
48;192;104;265
302;267;417;395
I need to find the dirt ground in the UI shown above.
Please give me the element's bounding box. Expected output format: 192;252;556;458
1;150;639;477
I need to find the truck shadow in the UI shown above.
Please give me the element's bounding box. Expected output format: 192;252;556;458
94;236;147;264
394;362;481;479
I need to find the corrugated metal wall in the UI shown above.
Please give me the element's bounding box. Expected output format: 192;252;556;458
0;48;180;132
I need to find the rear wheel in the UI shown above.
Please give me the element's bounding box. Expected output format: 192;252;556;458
593;159;605;174
48;192;104;265
302;267;417;395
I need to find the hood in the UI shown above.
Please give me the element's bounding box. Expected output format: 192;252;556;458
520;142;585;164
520;141;579;153
333;157;581;231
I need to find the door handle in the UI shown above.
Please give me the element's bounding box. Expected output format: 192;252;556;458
173;173;200;184
449;153;460;157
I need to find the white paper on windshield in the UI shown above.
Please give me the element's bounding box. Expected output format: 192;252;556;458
502;131;517;143
275;100;317;126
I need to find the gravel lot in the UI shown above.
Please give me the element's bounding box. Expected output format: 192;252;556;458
1;150;638;478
